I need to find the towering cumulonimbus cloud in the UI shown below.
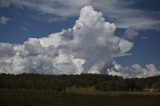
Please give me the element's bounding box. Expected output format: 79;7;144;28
0;6;159;77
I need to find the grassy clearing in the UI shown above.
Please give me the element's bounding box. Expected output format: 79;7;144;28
66;87;104;95
66;87;160;96
0;89;160;106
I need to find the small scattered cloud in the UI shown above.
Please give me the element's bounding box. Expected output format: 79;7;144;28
124;27;139;40
0;16;9;25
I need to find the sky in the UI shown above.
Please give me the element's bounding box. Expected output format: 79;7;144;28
0;0;160;77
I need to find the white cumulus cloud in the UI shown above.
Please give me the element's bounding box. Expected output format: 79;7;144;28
0;6;158;77
108;63;160;78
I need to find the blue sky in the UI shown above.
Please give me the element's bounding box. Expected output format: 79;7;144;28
0;0;160;77
0;5;77;43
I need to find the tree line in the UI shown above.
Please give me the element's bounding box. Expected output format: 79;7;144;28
0;73;160;92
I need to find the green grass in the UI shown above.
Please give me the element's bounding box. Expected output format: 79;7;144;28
0;89;160;106
66;87;104;95
66;87;160;96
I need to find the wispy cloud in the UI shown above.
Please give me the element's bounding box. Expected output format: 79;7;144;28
91;0;160;30
20;26;28;31
9;0;90;17
141;36;149;40
1;0;159;30
0;0;10;8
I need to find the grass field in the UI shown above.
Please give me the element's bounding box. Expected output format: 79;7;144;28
66;87;160;96
0;89;160;106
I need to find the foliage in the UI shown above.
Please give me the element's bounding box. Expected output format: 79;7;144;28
0;73;160;92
